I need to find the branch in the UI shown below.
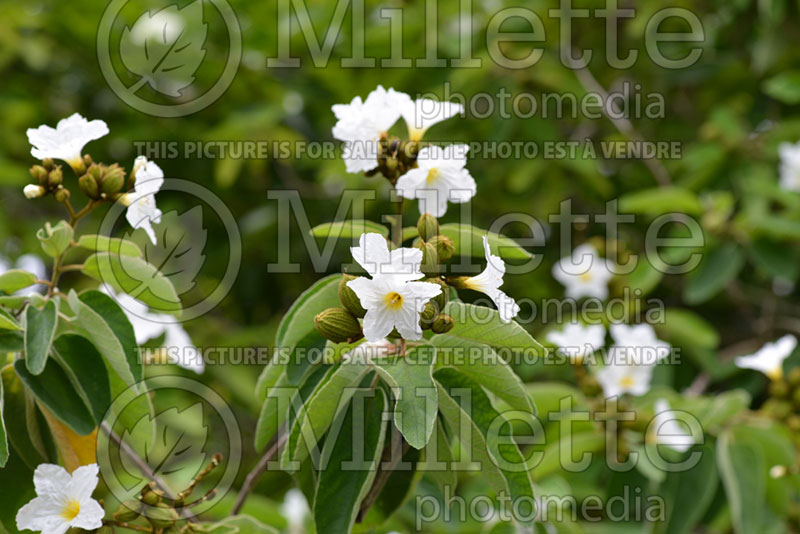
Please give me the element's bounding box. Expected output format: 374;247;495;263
100;422;176;499
231;427;289;514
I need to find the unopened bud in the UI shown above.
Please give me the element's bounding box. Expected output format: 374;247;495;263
114;500;141;522
339;274;366;318
140;484;163;506
419;301;437;329
101;163;126;195
431;314;454;334
30;165;48;185
419;241;440;276
428;235;455;262
23;184;46;199
83;154;94;167
315;307;364;344
42;158;54;170
54;188;71;203
417;214;439;241
79;173;100;199
48;166;63;187
148;504;179;528
425;277;449;310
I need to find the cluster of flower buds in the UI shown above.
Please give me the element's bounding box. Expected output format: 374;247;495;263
78;162;127;200
763;367;800;438
366;135;421;184
26;158;67;201
414;214;455;277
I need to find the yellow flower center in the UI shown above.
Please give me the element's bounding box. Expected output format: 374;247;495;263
426;168;441;185
61;500;81;521
579;272;593;282
384;292;404;310
767;367;783;381
619;375;635;388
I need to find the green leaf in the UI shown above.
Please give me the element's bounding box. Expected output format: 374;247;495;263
13;359;96;435
310;220;388;239
655;308;719;350
0;270;37;294
23;300;57;375
749;238;800;280
435;369;536;526
439;223;532;261
443;301;546;357
1;365;50;469
0;308;22;331
717;429;765;534
274;274;341;385
203;515;279;534
655;444;718;534
619;187;703;216
430;334;535;415
763;71;800;104
313;389;388;534
36;221;73;258
81;253;181;315
51;334;112;425
0;374;8;467
0;331;24;352
683;243;744;304
281;359;371;467
374;345;438;449
77;234;142;257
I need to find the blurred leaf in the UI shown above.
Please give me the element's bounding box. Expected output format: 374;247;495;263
655;308;719;350
23;300;56;375
0;270;36;294
439;223;532;260
717;429;765;534
683;243;744;304
310;220;389;239
655;443;718;534
0;308;21;331
749;238;800;280
619;187;702;216
763;71;800;104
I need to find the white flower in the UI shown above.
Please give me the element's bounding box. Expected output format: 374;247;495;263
16;463;104;534
609;323;671;365
281;488;309;534
342;338;395;364
400;98;463;141
346;233;441;342
459;236;519;323
649;399;694;453
124;156;164;245
395;144;476;217
735;334;797;380
26;113;108;168
331;85;409;173
546;322;605;362
595;357;654;398
779;141;800;192
24;185;46;199
100;285;203;373
552;244;613;300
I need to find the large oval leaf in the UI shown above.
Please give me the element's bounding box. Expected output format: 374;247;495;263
51;334;112;425
310;220;388;240
24;300;58;375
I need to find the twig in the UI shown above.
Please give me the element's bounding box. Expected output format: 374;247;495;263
231;427;289;514
100;422;176;498
357;431;407;522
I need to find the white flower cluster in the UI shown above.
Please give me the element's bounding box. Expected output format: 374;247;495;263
332;86;475;217
26;114;164;245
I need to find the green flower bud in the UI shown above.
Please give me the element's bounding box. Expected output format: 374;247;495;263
30;165;49;185
54;188;71;203
417;214;439;241
431;314;455;334
315;307;364;344
148;504;179;529
79;173;100;199
101;163;126;195
419;241;440;276
88;163;103;182
769;380;789;399
140;485;163;506
48;166;63;187
114;500;142;522
788;367;800;387
792;388;800;409
42;158;54;170
339;274;366;318
83;154;94;167
428;235;455;262
424;277;449;310
98;526;114;534
36;220;74;258
419;301;437;329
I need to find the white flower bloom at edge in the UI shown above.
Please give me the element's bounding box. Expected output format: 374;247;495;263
395;144;476;217
552;243;613;300
609;323;671;365
595;357;654;398
546;322;605;362
400;98;464;141
100;285;203;373
26;113;108;168
24;185;46;199
460;236;519;323
347;233;441;342
16;463;104;534
778;141;800;192
735;334;797;380
650;399;694;453
331;85;409;173
123;156;163;245
281;488;309;534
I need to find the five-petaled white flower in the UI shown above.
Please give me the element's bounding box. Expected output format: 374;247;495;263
649;399;695;453
400;97;463;142
609;323;671;365
779;141;800;192
122;156;163;245
346;233;441;342
459;236;519;323
546;321;605;362
16;463;105;534
395;144;476;217
735;334;797;380
552;244;613;300
331;85;408;174
595;357;655;398
100;285;203;373
26;113;108;169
